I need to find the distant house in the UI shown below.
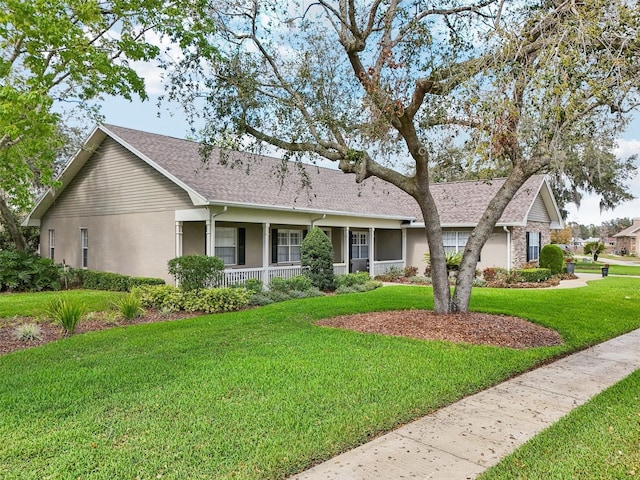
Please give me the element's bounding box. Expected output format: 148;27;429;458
23;125;563;284
613;218;640;256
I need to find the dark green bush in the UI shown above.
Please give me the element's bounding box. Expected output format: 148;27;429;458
539;244;564;275
516;268;552;283
301;227;335;291
0;250;61;292
243;278;263;293
82;270;164;292
168;255;224;292
335;272;371;288
269;275;313;293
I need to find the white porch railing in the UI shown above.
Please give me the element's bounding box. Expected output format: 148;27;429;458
333;263;348;275
221;260;405;287
373;260;405;276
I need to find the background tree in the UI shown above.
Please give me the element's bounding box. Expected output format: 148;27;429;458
0;0;215;251
167;0;640;313
600;218;632;238
550;227;572;245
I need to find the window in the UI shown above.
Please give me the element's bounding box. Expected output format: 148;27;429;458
276;229;302;263
443;231;469;253
80;228;88;268
526;232;541;261
215;227;237;265
351;232;369;259
48;229;55;260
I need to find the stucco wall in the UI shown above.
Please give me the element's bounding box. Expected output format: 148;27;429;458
406;227;509;274
41;211;178;282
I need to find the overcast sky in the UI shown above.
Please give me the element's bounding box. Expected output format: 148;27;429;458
98;58;640;228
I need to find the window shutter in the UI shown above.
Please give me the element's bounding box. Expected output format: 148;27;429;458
303;229;308;239
538;232;542;252
271;229;278;264
238;228;246;265
526;232;531;262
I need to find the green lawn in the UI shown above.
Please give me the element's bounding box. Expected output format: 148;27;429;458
0;289;123;320
0;279;639;479
480;368;640;479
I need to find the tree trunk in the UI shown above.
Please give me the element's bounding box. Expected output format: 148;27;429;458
451;169;529;312
415;190;451;314
0;194;27;252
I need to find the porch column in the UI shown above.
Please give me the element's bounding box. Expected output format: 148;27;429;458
175;221;183;257
369;227;375;276
344;226;350;270
205;217;216;257
263;222;270;285
401;228;407;267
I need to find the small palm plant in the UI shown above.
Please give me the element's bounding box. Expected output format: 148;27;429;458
44;298;84;335
114;293;144;320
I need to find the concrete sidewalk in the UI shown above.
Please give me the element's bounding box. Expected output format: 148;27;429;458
292;328;640;480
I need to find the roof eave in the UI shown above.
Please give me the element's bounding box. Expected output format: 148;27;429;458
206;200;415;221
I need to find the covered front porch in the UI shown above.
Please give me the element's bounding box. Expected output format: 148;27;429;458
174;207;408;287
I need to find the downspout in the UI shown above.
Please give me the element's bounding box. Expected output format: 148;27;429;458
503;226;511;271
208;206;228;256
310;213;326;228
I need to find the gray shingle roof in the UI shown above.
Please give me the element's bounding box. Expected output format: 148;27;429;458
613;222;640;238
102;124;547;225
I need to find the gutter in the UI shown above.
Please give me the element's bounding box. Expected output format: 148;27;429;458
310;213;326;228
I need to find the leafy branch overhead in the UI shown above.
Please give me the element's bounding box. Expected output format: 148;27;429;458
166;0;640;313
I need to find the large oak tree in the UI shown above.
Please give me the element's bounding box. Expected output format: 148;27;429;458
167;0;639;313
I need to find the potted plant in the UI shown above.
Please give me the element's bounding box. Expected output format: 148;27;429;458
565;257;575;274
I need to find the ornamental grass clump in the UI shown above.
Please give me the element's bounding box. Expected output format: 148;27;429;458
13;323;42;341
44;298;85;335
114;293;145;320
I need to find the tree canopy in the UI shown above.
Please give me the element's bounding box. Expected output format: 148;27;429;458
174;1;637;312
0;0;216;250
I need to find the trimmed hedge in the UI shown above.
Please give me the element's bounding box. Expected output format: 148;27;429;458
81;270;165;292
516;268;552;283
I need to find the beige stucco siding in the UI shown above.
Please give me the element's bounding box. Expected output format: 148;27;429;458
406;227;509;273
41;211;178;281
41;138;195;282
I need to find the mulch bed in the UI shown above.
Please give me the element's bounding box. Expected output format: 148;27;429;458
317;310;563;349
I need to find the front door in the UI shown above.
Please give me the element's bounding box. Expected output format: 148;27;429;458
349;231;369;272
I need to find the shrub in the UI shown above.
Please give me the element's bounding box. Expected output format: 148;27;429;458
335;272;371;288
301;227;335;291
516;268;552;283
243;278;263;294
472;278;488;287
336;280;382;294
403;266;418;278
409;276;432;285
182;288;250;313
423;251;463;272
13;323;42;341
249;293;273;306
114;293;145;320
0;250;61;292
44;298;84;335
482;268;498;282
82;270;164;292
539;244;564;275
131;285;183;311
167;255;224;292
268;275;313;293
